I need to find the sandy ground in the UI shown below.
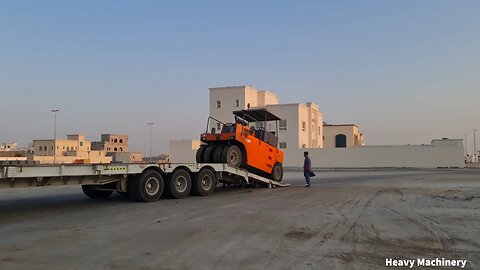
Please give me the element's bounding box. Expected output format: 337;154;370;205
1;169;479;270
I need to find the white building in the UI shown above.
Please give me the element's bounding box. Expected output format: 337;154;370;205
266;102;323;149
209;86;278;125
210;85;325;149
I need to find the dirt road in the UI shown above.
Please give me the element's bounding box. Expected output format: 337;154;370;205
1;169;479;269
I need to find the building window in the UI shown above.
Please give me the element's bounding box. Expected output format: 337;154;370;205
235;99;240;107
216;101;221;108
119;147;123;152
39;146;42;151
302;144;306;148
302;121;306;131
335;134;347;148
80;142;83;146
216;123;221;132
114;147;118;151
279;142;287;149
279;120;287;131
119;139;123;143
114;139;118;143
43;146;47;151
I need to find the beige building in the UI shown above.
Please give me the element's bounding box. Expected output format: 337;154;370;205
323;124;364;148
92;134;143;163
210;85;327;149
30;134;112;164
107;152;144;163
0;142;18;151
92;134;129;152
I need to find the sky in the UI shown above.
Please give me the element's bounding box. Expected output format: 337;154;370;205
1;0;479;155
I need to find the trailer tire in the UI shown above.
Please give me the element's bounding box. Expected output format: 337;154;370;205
271;163;283;182
192;168;217;196
225;145;242;168
129;170;164;202
202;146;215;163
166;168;192;199
82;185;113;199
196;145;206;163
212;146;224;163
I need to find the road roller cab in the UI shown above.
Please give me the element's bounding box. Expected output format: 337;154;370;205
197;108;284;182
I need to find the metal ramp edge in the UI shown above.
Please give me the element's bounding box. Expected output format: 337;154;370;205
222;164;289;188
247;172;290;188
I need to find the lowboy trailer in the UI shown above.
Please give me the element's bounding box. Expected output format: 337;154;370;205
0;163;289;202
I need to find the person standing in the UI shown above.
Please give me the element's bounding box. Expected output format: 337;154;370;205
303;151;312;187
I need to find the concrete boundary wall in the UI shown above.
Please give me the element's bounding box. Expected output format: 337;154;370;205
284;145;465;168
169;140;465;168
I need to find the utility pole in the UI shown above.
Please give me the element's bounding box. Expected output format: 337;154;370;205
52;109;59;164
147;122;154;162
464;134;468;157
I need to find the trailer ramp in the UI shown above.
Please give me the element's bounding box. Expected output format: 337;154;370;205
247;172;290;188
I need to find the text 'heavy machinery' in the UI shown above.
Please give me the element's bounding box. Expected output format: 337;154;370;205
196;108;284;182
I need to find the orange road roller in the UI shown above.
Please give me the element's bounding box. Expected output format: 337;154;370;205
197;108;284;182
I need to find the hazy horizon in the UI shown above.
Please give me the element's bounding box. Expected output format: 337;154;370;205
1;1;479;155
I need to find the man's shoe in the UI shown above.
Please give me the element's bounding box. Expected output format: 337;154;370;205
305;184;310;187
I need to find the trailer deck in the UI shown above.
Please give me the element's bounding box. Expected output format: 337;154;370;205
0;163;288;201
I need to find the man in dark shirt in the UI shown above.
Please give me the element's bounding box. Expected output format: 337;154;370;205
303;151;312;187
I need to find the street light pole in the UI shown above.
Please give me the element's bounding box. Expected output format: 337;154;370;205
474;129;478;163
52;109;59;164
147;122;154;162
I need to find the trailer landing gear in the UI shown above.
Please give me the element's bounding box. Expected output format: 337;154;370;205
82;185;113;199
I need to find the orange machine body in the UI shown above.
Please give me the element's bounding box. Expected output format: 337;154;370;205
201;123;284;175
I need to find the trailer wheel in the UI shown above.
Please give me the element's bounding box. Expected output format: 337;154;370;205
82;185;113;199
225;145;242;168
192;168;217;196
271;163;283;182
202;146;215;163
166;168;192;199
196;145;206;163
212;146;224;163
129;170;164;202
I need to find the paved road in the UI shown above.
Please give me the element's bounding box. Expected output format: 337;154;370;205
1;169;479;269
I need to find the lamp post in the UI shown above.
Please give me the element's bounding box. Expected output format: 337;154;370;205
464;134;468;157
474;129;478;163
147;122;154;162
52;109;59;164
